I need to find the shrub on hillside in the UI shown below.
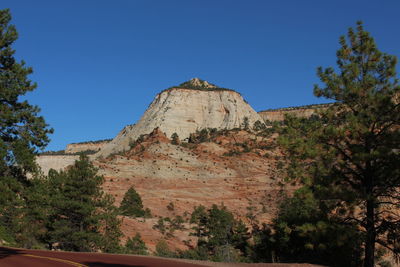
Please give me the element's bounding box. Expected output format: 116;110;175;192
120;186;146;217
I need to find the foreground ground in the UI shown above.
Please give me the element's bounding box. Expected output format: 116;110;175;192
0;247;323;267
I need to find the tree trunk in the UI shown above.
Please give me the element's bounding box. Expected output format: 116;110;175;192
364;198;376;267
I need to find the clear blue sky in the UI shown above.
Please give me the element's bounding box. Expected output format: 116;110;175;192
1;0;399;151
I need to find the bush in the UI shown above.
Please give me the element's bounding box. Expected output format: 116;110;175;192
0;224;15;245
155;240;176;258
125;233;148;255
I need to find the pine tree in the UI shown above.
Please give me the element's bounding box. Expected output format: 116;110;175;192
0;8;52;174
279;22;400;267
46;155;122;252
0;8;52;244
99;194;123;253
269;187;363;266
18;177;52;248
120;186;145;217
190;204;250;260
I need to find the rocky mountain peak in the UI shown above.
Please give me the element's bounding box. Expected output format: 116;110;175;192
179;78;217;89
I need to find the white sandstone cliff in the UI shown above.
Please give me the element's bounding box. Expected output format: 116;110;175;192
97;79;263;157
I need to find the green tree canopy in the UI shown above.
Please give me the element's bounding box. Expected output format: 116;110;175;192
279;22;400;267
46;155;122;252
264;187;363;266
190;204;250;261
0;8;52;245
125;233;148;255
120;186;145;217
0;8;52;174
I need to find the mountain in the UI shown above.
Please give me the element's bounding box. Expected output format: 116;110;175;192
97;78;263;157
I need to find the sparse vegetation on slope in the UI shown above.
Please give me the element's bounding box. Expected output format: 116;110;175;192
164;78;237;93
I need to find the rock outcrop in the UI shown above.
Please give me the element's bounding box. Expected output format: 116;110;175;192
258;103;332;122
36;155;80;175
97;79;263;157
65;140;110;154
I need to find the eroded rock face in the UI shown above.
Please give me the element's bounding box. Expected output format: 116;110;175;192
65;141;110;154
36;155;80;175
97;84;263;157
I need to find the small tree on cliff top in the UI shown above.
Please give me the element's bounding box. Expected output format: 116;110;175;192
279;22;399;267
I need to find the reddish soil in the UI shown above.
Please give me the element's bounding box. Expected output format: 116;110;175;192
94;129;297;251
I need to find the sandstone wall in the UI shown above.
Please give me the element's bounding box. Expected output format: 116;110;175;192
36;155;80;175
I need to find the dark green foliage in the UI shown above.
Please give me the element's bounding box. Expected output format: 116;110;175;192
69;138;112;145
171;133;179;145
171;215;185;230
279;22;400;267
17;177;52;248
189;205;250;262
223;150;241;157
241;117;249;130
153;215;185;238
188;128;219;143
190;205;208;242
0;8;53;173
163;78;237;93
0;8;52;246
45;155;122;252
177;246;209;260
252;120;266;132
125;233;148;255
153;217;167;235
263;188;363;266
0;224;15;245
120;186;145;217
99;194;123;253
206;205;235;249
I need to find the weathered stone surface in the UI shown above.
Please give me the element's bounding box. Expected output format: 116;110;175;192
97;86;263;157
36;155;80;175
65;141;110;154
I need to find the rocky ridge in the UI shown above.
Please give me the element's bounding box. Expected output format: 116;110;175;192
65;140;110;154
258;103;332;122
